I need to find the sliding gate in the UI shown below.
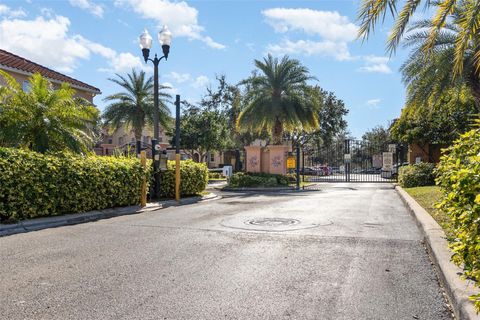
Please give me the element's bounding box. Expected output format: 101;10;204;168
302;139;400;183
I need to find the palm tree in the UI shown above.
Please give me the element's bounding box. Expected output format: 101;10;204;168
236;55;320;145
357;0;480;78
401;17;480;112
0;71;99;153
102;69;171;154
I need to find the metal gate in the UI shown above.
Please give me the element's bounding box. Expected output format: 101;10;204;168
302;139;400;183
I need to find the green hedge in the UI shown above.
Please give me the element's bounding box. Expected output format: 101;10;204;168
208;172;224;179
0;148;148;222
436;128;480;311
229;172;289;188
159;160;208;198
398;163;436;188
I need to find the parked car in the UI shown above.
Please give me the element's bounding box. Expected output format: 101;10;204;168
317;165;330;176
301;167;318;176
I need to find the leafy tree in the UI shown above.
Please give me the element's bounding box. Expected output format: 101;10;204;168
391;87;476;145
362;125;390;152
287;86;348;149
0;71;99;153
170;106;228;162
401;17;480;111
102;69;171;152
237;54;320;144
357;0;480;79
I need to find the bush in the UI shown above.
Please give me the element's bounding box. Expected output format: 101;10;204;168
436;128;480;311
228;172;290;188
208;172;224;179
398;163;436;188
158;160;208;198
0;148;149;222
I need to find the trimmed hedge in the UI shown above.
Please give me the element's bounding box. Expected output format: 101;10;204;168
398;163;436;188
229;172;289;188
208;172;224;179
159;160;208;198
0;148;148;222
436;128;480;311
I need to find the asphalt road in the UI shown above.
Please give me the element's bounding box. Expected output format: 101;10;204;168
0;183;452;320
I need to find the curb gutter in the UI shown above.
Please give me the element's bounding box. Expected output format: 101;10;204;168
219;183;321;192
0;193;219;237
395;186;478;320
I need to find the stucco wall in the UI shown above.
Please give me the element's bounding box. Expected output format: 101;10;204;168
0;69;96;103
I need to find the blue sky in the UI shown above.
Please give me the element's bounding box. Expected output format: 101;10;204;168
0;0;411;138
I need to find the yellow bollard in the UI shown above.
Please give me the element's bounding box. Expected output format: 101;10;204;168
175;153;181;202
140;151;147;207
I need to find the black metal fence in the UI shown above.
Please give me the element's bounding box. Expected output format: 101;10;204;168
302;139;402;183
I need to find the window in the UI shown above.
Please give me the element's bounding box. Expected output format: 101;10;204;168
210;153;215;162
22;81;31;92
108;139;113;144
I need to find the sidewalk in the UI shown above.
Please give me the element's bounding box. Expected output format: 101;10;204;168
0;193;219;237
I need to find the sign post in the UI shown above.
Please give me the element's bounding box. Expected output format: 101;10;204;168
287;156;296;169
175;95;181;202
295;148;300;190
382;152;393;171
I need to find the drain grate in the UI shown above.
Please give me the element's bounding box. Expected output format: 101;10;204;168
245;218;300;227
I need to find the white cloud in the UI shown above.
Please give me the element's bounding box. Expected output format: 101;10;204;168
166;71;191;83
0;4;27;18
69;0;104;18
366;98;381;107
114;0;225;49
0;15;145;74
102;52;148;73
358;55;392;74
262;8;358;60
192;75;209;89
263;8;358;42
266;39;351;61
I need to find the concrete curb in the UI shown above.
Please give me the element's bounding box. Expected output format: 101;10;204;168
0;193;219;237
395;186;478;320
219;183;321;192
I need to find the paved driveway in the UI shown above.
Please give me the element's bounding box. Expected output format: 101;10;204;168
0;183;452;319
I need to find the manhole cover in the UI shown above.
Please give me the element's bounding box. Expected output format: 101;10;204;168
221;215;332;232
246;218;300;227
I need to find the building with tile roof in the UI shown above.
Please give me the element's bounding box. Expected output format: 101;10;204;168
0;49;101;102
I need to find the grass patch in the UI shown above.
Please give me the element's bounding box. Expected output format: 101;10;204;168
404;186;451;232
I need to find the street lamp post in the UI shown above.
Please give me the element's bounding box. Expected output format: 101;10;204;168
139;25;172;198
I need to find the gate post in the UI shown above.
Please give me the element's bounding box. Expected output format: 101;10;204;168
345;139;351;182
296;147;300;190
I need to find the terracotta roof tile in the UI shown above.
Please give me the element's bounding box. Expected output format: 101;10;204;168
0;49;101;94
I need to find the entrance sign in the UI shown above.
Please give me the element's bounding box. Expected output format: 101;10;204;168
382;152;393;171
388;144;396;153
344;153;351;162
287;156;296;169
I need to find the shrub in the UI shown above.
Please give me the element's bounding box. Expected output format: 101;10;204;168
436;128;480;311
208;172;224;179
0;148;149;222
228;172;290;188
398;163;436;188
158;160;208;198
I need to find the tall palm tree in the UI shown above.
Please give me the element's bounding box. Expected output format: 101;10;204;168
401;17;480;111
357;0;480;78
236;54;320;145
102;69;171;154
0;71;99;153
